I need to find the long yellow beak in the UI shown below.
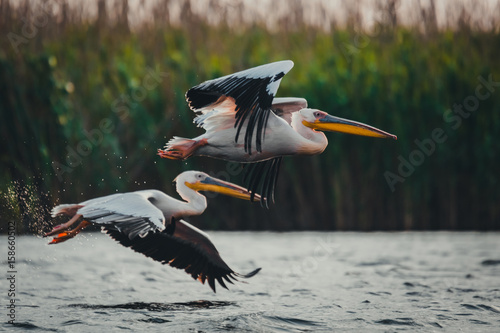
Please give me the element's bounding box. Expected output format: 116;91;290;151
185;177;261;201
303;114;397;140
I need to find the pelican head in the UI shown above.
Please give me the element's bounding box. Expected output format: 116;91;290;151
299;109;397;140
175;171;260;201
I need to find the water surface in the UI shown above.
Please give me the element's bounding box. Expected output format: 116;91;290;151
2;232;500;332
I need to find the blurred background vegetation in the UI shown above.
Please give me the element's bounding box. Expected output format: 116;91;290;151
1;0;499;233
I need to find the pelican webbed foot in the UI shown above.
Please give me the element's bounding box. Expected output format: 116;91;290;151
158;138;208;160
44;214;83;237
48;220;91;244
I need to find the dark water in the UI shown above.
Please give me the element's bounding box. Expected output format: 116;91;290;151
2;232;500;332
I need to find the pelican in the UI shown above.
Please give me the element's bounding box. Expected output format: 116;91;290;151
45;171;261;292
158;60;397;204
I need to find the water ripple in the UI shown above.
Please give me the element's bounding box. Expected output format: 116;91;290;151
374;318;423;326
68;300;235;311
6;322;58;331
61;319;85;326
138;317;171;323
461;304;500;313
481;259;500;266
218;313;324;332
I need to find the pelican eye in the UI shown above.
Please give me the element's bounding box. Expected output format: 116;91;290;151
314;111;324;118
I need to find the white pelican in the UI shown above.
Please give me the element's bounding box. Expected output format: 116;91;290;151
158;60;397;204
45;171;261;292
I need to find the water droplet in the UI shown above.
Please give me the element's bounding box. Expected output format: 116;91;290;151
65;82;75;94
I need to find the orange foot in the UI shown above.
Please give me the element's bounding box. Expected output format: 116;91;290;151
44;223;65;237
48;220;91;245
158;148;183;160
158;138;208;160
44;213;83;237
49;231;74;244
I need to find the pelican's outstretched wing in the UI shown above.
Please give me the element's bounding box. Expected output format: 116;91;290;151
243;157;283;208
76;191;166;240
271;97;308;125
103;218;261;292
186;60;294;154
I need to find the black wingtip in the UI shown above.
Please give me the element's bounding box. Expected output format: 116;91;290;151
243;157;282;208
235;267;262;279
259;197;269;209
208;276;216;293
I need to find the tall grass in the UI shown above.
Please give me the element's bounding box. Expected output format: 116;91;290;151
1;0;499;232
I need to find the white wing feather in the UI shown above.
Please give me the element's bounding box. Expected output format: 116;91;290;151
193;97;238;133
187;60;295;139
77;191;166;239
271;97;308;125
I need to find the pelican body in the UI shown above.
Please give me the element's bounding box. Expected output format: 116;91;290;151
45;171;261;292
177;104;327;162
159;61;397;203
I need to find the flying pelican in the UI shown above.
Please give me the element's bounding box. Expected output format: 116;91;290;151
158;60;397;204
45;171;261;292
